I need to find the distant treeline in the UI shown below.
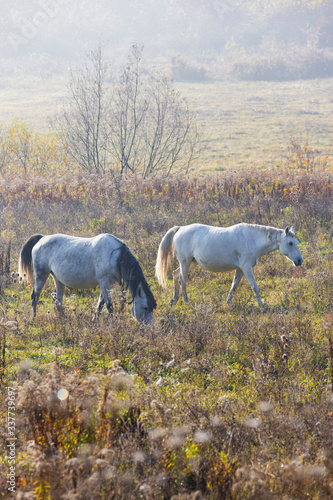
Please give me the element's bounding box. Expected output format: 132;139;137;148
1;0;333;81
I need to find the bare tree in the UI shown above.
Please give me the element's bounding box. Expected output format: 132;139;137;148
108;45;148;176
0;125;10;174
53;44;200;177
53;44;111;174
109;46;200;177
8;121;33;174
142;77;199;178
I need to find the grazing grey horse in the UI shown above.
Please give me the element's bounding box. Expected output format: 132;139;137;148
19;233;156;323
156;223;303;308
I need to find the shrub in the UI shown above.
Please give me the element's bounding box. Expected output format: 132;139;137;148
229;48;333;81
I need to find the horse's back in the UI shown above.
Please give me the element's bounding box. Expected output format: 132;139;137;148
173;223;255;272
32;233;123;288
174;223;241;250
33;233;88;252
33;233;121;254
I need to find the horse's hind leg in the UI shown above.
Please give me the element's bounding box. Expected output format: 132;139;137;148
170;267;180;306
227;269;243;305
52;277;65;315
170;259;190;305
31;273;49;317
179;260;191;303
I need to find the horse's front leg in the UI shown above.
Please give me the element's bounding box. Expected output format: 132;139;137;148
52;278;65;316
227;269;243;305
242;266;264;309
93;292;106;320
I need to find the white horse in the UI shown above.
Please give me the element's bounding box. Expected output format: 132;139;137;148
18;233;156;323
156;223;303;308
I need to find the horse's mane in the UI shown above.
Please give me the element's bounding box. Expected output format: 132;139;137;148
117;244;157;312
244;223;286;241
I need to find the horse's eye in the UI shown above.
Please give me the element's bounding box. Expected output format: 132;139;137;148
289;241;293;246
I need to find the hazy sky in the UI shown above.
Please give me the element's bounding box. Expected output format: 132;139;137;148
1;0;250;66
1;0;332;79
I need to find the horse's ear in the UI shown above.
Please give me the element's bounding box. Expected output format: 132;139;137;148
285;227;290;235
290;226;295;234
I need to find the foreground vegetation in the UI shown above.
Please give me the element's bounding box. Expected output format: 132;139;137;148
0;164;332;499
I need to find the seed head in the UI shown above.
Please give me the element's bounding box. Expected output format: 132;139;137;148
193;430;211;444
243;417;261;429
258;401;274;413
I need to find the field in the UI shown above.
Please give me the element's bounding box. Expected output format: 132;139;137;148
180;78;333;172
1;76;333;172
0;76;333;499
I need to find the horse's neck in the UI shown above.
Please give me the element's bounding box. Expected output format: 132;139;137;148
257;226;282;256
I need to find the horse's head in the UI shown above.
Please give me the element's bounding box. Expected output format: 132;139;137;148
279;226;303;266
131;282;157;324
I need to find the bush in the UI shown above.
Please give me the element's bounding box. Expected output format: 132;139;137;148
0;120;71;176
229;48;333;81
171;56;210;83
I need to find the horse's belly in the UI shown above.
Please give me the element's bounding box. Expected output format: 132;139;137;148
51;267;98;289
62;277;98;289
195;255;237;273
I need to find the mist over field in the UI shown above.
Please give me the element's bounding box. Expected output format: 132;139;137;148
1;0;333;79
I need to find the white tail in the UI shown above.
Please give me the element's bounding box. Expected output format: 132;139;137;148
155;226;180;288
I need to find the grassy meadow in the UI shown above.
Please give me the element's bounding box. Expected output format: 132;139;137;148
0;75;333;499
0;170;332;499
1;76;333;173
179;78;333;172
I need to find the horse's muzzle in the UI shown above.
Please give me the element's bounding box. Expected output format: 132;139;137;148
294;258;303;266
143;312;154;325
